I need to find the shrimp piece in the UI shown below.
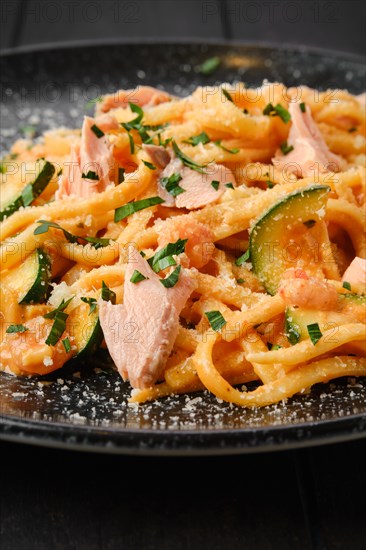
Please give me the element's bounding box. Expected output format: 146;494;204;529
0;316;74;376
278;268;339;310
96;86;171;115
156;216;215;269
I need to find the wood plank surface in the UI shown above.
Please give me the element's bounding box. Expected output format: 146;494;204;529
0;3;365;550
224;0;366;55
0;440;314;550
1;0;224;49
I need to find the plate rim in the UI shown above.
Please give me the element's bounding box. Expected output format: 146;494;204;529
1;410;366;455
1;37;366;65
1;39;365;455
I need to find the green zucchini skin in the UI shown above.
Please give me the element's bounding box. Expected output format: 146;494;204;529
0;159;55;221
2;248;52;304
340;293;366;306
69;303;104;359
249;185;330;295
19;249;52;304
285;299;365;345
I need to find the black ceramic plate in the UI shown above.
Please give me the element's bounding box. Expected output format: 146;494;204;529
1;41;365;455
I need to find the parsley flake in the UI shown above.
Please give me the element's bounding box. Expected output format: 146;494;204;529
205;311;227;332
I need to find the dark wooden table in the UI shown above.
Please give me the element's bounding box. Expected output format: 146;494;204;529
1;2;366;549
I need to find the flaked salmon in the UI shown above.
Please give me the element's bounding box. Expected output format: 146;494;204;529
56;114;119;199
342;257;366;286
273;102;342;177
99;252;196;388
96;86;171;115
144;145;236;209
142;144;171;169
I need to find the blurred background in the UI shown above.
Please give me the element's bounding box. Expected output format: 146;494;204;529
1;0;365;55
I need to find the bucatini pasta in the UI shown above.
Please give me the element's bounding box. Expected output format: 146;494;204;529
0;82;365;407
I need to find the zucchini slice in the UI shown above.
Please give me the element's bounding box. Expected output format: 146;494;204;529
68;301;103;358
1;248;52;304
249;185;330;294
0;159;55;221
340;293;366;306
285;305;360;344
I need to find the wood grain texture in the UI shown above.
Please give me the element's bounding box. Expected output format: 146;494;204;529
0;441;313;550
0;0;24;50
2;0;224;49
224;0;366;55
0;4;365;550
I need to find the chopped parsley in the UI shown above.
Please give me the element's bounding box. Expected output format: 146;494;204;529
34;220;112;249
142;160;156;170
342;281;351;291
300;102;306;113
263;103;291;123
101;281;116;304
45;311;68;346
280;141;294;155
265;180;275;189
205;310;227;332
348;127;357;133
114;196;164;222
44;298;74;320
130;270;148;284
172;141;207;173
6;324;28;334
222;89;234;103
307;323;323;345
215;140;239;154
184;132;210;146
225;182;234;189
126;132;135;154
148;238;188;273
118;168;125;184
235;249;250;266
44;299;73;347
82;170;99;181
160;265;181;288
91;124;105;138
62;337;71;353
211;180;220;191
81;297;98;315
236;278;245;284
161;173;185;197
200;56;221;75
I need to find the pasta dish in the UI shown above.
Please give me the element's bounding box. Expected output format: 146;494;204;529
0;82;365;408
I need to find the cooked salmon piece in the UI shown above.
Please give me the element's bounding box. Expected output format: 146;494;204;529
156;217;215;269
356;92;366;109
342;257;366;286
56;114;119;199
153;148;236;209
96;86;171;115
273;102;342;177
142;144;171;169
99;252;196;389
